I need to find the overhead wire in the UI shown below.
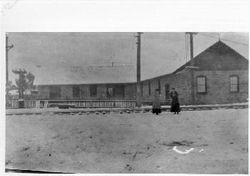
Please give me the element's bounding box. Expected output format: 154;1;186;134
199;33;248;46
219;38;248;46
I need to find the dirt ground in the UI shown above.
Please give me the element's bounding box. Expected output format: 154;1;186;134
5;109;248;174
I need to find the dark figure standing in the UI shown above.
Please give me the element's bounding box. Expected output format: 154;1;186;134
170;88;180;114
152;90;162;115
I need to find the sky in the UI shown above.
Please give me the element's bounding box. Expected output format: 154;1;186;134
7;32;248;84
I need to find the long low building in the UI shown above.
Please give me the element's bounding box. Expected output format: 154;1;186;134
37;83;136;101
34;61;137;101
34;41;248;105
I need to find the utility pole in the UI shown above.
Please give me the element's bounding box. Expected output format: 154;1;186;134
6;33;14;108
186;32;197;105
136;32;143;107
6;33;14;85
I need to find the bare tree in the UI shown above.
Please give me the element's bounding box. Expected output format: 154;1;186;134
12;69;35;99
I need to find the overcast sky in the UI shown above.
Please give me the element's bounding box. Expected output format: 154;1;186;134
8;32;248;84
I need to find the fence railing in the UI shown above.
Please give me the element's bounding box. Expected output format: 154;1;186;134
7;99;136;109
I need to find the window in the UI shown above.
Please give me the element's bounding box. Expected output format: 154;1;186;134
90;85;97;97
230;75;239;92
73;86;80;98
49;86;61;98
107;87;114;97
197;76;207;93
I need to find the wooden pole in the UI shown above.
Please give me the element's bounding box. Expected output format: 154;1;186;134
6;33;14;85
136;32;143;107
186;32;197;105
6;34;9;84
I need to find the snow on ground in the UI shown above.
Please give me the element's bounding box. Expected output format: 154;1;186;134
6;109;248;173
5;102;248;115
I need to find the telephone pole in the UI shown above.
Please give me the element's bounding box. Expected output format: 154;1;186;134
186;32;197;105
6;33;14;85
136;32;143;107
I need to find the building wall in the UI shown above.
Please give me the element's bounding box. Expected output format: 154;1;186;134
79;85;89;99
96;84;106;99
36;70;248;104
37;83;136;100
123;84;136;100
193;70;248;104
61;85;73;99
141;69;248;105
141;72;192;105
162;72;192;105
37;86;50;99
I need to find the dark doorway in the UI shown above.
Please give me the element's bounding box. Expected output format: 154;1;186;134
165;83;170;101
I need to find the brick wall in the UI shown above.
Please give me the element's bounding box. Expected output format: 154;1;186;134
141;71;192;105
194;70;248;104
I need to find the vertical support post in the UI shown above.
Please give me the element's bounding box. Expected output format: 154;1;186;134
136;32;143;107
6;34;14;85
186;32;197;105
190;33;195;105
6;34;9;84
6;34;14;95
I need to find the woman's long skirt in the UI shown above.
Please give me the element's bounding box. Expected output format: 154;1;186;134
152;108;162;115
171;101;180;113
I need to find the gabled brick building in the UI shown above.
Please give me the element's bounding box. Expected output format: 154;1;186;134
141;41;248;105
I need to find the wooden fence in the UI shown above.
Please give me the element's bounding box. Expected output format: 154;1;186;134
7;99;136;109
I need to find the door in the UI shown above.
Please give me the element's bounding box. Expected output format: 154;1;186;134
165;83;170;102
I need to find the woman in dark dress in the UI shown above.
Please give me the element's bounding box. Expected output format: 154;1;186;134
170;88;180;114
152;90;161;115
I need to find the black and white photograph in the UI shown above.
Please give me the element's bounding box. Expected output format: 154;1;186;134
2;0;250;175
5;32;248;174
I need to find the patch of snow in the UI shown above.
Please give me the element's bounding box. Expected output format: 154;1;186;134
173;146;194;154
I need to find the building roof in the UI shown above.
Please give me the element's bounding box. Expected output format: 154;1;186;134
173;41;248;74
34;65;136;85
34;41;248;86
